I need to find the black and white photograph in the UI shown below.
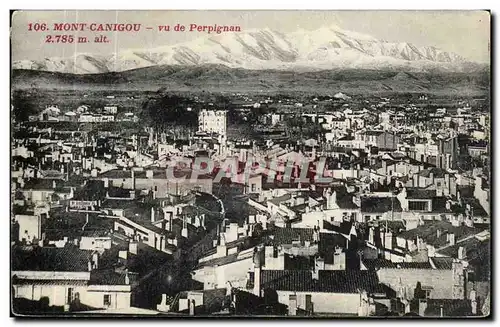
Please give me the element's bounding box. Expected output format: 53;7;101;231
9;10;491;318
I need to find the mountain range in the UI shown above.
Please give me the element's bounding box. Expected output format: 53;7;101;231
12;24;487;74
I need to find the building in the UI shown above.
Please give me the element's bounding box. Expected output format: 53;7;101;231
198;110;227;139
11;245;134;313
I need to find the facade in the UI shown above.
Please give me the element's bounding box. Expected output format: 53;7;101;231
198;110;227;139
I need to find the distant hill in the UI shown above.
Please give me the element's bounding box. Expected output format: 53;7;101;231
11;65;490;95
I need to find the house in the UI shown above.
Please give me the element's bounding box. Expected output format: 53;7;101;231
11;245;134;313
362;131;401;151
360;196;402;222
96;168;213;197
408;168;457;197
362;257;466;300
257;269;386;316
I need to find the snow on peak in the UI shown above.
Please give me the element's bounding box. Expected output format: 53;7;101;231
13;24;471;74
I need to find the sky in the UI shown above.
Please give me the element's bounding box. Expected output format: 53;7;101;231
11;10;490;63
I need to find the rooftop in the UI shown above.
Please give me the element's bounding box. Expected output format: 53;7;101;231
12;244;92;272
261;270;385;294
361;196;402;213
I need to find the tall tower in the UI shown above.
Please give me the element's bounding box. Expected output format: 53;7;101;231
198;109;227;139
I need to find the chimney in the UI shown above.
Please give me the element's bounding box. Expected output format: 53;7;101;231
87;260;92;272
436;229;441;239
470;290;477;315
52;180;57;189
312;226;320;243
418;299;427;316
151;207;155;223
312;268;319;281
92;252;99;269
368;227;375;244
253;266;261;297
315;256;325;271
253;248;263;296
125;270;130;285
458;246;466;260
384;232;393;250
288;295;297;316
189;299;195;316
449;233;455;246
131;169;136;189
428;245;436;257
129;241;138;255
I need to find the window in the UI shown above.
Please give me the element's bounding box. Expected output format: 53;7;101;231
251;184;256;192
467;271;475;282
67;288;75;304
103;294;111;306
408;201;428;211
421;286;433;299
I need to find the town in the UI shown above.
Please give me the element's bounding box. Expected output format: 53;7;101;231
10;88;490;317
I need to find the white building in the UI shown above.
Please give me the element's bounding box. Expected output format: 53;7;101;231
198;109;227;139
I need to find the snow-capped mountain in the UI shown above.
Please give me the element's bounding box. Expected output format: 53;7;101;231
13;24;478;74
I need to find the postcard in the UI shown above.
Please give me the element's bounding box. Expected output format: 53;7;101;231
10;10;491;318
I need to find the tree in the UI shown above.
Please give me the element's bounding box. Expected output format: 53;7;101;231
140;95;197;129
12;90;37;123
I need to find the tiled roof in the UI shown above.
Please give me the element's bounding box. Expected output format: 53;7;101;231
431;197;449;213
361;197;402;213
323;220;354;236
12;245;92;272
89;269;135;285
194;253;245;270
461;197;488;217
268;193;292;205
22;178;66;191
318;233;348;254
12;279;88;286
73;180;106;201
266;227;314;245
362;258;433;270
418;167;448;178
334;187;359;210
437;237;490;264
410;299;474;317
398;221;485;248
431;257;454;270
261;270;384;294
457;185;474;198
99;169;132;179
406;188;436;199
